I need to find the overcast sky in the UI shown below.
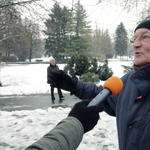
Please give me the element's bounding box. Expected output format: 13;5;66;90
41;0;141;38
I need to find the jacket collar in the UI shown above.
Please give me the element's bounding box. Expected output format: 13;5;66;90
131;64;150;96
133;63;150;70
50;64;56;67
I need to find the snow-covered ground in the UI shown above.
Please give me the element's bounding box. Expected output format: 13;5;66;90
0;59;133;97
0;58;133;150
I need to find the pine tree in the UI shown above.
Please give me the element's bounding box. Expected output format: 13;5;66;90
65;0;93;56
115;22;128;58
44;3;71;60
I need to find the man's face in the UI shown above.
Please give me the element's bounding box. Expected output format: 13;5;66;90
50;59;55;65
133;28;150;67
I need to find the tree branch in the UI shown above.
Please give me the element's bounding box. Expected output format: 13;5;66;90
0;0;40;8
0;35;19;43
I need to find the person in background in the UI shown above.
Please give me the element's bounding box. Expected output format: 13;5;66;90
48;20;150;150
25;100;103;150
47;58;64;104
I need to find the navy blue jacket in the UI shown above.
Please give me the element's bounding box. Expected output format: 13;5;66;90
73;64;150;150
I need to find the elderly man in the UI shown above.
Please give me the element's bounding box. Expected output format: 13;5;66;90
47;20;150;150
47;58;64;104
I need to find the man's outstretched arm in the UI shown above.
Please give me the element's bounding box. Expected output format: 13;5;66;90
25;101;103;150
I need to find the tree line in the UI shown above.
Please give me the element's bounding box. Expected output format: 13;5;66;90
1;0;147;62
44;1;130;62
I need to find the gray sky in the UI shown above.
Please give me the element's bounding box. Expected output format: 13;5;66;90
42;0;141;38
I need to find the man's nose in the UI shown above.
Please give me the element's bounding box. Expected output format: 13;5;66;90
133;38;142;48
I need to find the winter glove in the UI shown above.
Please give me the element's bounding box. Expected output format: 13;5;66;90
48;70;77;93
68;100;104;133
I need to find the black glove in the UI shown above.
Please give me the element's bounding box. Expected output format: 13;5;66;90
68;101;104;133
48;70;77;93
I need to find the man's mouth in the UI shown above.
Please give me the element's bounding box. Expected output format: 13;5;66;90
135;52;140;55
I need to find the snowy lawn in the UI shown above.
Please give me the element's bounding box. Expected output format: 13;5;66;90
0;59;133;150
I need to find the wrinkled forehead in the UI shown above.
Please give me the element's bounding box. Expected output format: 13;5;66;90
134;28;150;36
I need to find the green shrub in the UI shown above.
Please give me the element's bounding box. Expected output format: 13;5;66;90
89;58;113;81
121;65;133;74
80;72;99;83
75;54;89;76
64;55;113;81
64;54;89;76
64;55;76;76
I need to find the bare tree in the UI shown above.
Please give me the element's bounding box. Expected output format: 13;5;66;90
22;18;41;62
0;0;51;43
0;1;22;57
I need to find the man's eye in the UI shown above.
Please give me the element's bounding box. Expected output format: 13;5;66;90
142;35;149;39
142;34;150;39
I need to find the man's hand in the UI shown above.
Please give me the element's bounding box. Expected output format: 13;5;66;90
48;70;77;93
68;101;104;133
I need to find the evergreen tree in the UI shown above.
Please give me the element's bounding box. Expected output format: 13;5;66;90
44;3;71;60
114;22;128;58
65;0;93;56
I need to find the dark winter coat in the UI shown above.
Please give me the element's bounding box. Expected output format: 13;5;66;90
47;64;59;74
73;64;150;150
47;64;59;82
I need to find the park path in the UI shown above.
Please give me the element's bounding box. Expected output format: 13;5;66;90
0;93;81;111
